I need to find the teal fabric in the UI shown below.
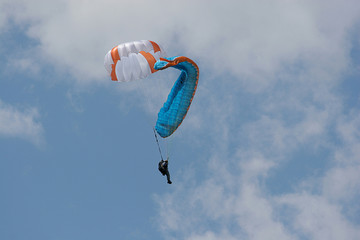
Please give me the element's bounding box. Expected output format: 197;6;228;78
154;56;199;138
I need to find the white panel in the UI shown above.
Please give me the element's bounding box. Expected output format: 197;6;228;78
129;53;141;80
136;53;151;79
142;40;153;52
134;41;146;53
122;57;132;82
118;44;128;58
159;44;167;58
115;58;125;82
125;42;137;56
153;51;161;61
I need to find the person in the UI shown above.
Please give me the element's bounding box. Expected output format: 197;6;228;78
158;158;172;184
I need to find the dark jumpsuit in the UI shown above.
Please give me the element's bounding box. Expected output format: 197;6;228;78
158;160;172;184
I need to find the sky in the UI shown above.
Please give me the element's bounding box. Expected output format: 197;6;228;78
1;0;360;239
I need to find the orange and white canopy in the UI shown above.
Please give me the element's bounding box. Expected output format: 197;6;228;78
104;40;166;82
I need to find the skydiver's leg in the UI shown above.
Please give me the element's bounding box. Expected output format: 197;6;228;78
165;170;172;184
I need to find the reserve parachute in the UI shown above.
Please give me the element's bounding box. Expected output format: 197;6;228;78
104;40;199;138
104;40;166;82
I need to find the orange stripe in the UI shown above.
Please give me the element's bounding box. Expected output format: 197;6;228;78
111;46;120;62
158;56;199;72
139;51;157;73
149;40;161;53
110;46;120;81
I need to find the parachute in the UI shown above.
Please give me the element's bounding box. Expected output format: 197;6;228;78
104;40;199;138
154;56;199;137
104;40;166;82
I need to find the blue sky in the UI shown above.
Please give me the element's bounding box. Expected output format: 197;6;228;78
1;0;360;240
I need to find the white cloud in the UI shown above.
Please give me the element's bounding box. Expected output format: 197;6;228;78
1;0;358;88
151;1;360;238
154;154;296;240
277;193;360;240
155;127;360;239
0;99;44;146
322;113;360;203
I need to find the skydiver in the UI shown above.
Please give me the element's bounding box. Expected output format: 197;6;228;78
158;158;172;184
